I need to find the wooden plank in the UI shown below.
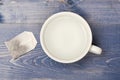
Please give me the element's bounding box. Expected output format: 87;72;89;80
0;0;120;80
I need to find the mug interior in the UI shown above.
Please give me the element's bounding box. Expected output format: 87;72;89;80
40;12;92;63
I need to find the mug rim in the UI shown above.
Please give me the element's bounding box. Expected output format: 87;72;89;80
40;12;92;63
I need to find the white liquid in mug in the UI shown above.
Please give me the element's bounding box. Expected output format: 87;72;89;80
43;15;87;60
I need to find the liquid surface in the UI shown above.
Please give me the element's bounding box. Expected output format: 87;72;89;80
44;15;88;60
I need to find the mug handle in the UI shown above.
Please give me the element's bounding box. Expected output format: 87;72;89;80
89;45;102;55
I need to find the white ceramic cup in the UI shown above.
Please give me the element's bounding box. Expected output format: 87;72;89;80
40;12;102;63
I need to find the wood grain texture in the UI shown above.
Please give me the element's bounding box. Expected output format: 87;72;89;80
0;0;120;80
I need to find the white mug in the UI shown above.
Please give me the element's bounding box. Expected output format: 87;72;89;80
40;12;102;63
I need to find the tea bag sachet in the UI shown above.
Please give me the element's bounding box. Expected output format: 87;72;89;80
5;31;37;60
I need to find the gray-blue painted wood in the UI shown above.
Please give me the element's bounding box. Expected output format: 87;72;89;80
0;0;120;80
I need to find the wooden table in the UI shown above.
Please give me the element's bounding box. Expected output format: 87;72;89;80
0;0;120;80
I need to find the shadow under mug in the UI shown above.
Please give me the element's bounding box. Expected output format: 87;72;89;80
40;12;102;63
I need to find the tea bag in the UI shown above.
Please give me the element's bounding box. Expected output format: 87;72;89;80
5;31;37;60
